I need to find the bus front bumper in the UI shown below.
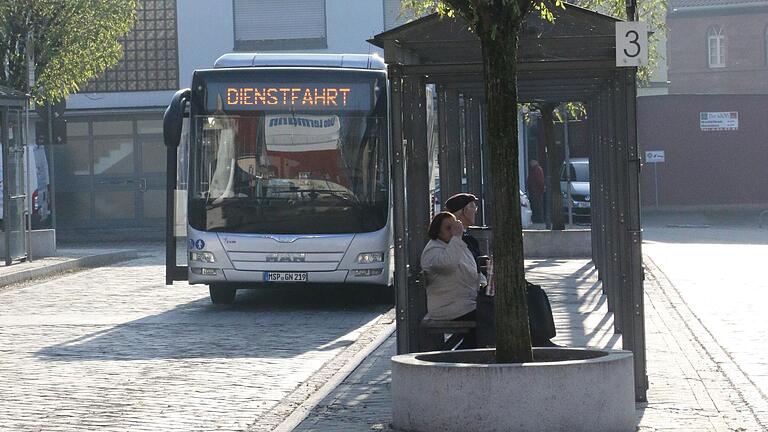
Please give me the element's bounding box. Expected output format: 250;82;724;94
188;268;388;286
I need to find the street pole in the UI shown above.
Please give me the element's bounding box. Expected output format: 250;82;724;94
626;0;637;21
47;104;56;232
653;162;659;208
25;32;34;262
564;108;573;226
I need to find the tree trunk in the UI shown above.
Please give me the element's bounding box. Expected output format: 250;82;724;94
480;27;533;363
542;105;565;230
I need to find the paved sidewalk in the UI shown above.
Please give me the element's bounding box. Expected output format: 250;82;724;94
0;246;139;288
291;258;768;431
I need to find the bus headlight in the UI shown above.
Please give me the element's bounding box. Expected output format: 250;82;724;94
357;252;384;264
189;251;216;263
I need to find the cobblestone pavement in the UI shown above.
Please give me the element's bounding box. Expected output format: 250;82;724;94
643;226;768;430
293;255;768;431
0;247;392;432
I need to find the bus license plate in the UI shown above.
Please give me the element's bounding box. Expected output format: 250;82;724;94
264;272;308;282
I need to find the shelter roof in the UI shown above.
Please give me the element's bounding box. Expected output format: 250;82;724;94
0;85;27;107
0;85;26;99
369;4;623;102
370;4;618;66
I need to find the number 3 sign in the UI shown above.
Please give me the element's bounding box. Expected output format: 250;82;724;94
616;22;648;67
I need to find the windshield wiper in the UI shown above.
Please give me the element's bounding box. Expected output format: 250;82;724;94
295;188;360;204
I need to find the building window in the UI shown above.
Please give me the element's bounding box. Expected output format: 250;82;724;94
233;0;327;51
82;0;179;92
707;26;725;68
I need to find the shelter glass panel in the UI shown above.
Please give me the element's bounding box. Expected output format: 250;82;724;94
56;192;91;222
95;191;136;219
93;137;135;175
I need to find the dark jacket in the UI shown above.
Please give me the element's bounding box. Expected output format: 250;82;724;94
462;231;486;276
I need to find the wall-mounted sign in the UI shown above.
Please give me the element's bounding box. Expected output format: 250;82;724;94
616;22;649;67
645;150;665;163
700;112;738;131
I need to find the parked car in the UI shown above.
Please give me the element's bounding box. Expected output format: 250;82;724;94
520;189;533;228
560;158;590;221
0;142;52;229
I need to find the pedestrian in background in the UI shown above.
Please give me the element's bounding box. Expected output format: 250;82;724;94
527;159;545;223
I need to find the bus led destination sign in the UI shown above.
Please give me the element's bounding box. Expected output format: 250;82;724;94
227;87;351;107
207;82;372;112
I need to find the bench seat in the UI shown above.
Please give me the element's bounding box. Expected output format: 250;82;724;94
420;318;476;351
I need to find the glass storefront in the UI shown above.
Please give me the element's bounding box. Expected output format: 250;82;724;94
54;113;166;230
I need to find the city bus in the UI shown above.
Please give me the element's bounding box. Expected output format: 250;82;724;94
163;53;392;304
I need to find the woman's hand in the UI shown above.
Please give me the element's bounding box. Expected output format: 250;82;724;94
451;219;464;237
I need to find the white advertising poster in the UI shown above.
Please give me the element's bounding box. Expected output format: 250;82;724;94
699;112;738;131
265;114;340;152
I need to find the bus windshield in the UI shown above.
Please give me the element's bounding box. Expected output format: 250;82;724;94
188;109;388;234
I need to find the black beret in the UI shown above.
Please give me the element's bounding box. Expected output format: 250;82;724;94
445;193;478;213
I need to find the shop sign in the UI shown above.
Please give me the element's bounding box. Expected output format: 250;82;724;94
700;112;738;131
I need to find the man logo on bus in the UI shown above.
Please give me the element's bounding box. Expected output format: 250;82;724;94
266;253;306;262
195;239;205;250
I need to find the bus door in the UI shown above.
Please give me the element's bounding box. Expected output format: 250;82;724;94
163;89;190;284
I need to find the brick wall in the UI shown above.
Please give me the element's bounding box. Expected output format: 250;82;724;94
638;94;768;207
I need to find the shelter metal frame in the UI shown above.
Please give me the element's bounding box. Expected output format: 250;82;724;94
0;86;30;265
371;5;648;401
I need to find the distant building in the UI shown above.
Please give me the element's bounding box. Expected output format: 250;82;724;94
667;0;768;94
52;0;405;237
638;0;768;209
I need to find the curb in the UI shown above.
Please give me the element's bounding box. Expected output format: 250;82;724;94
269;311;396;432
0;250;140;288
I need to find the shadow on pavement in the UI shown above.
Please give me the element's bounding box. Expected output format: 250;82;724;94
35;284;390;362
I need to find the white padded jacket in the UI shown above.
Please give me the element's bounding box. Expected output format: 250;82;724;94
420;236;480;320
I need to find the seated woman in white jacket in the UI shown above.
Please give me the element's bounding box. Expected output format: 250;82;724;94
421;211;482;349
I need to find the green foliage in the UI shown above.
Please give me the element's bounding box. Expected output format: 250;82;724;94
401;0;563;28
0;0;137;103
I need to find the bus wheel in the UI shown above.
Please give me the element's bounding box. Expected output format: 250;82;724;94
209;284;237;304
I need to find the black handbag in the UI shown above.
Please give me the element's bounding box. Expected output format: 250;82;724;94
474;281;557;348
526;281;557;344
475;290;496;348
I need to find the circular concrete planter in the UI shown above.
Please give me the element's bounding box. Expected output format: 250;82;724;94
391;348;635;432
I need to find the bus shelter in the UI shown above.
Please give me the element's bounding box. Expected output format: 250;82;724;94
370;5;647;401
0;85;29;265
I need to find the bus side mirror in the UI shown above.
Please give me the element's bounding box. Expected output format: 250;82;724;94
164;88;190;148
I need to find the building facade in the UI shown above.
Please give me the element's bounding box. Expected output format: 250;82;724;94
55;0;405;236
638;0;768;209
667;0;768;94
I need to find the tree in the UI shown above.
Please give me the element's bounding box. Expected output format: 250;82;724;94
403;0;560;363
0;0;137;103
402;0;663;364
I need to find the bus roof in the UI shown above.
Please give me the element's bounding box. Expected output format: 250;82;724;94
213;53;386;70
